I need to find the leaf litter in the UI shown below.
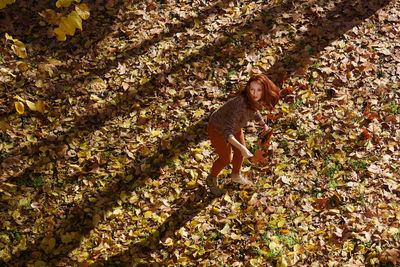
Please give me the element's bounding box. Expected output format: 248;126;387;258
0;0;399;266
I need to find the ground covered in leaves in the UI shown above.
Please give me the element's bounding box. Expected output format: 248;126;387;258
1;0;400;266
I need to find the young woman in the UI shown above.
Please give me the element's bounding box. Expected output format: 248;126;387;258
207;74;280;196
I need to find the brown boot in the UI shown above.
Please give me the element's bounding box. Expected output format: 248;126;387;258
206;174;222;196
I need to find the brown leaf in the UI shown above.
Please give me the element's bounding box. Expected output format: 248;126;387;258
251;150;268;165
362;128;372;140
314;198;328;210
380;248;399;265
258;129;273;150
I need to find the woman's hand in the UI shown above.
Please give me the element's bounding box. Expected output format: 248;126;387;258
240;146;253;159
227;135;253;158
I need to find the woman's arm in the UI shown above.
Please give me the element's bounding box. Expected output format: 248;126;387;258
255;111;270;132
227;134;253;158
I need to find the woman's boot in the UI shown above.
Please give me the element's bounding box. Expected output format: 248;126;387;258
206;174;222;196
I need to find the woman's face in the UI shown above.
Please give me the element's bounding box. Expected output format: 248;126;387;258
249;81;263;102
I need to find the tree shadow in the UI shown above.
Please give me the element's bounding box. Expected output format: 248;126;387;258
92;185;214;266
3;0;392;265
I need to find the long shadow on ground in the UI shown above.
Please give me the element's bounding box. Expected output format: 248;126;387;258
3;0;391;265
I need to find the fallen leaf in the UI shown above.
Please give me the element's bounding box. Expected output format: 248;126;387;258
15;101;25;114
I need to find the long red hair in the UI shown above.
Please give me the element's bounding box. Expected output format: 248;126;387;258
239;74;280;111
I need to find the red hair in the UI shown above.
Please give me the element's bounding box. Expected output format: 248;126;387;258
239;74;280;111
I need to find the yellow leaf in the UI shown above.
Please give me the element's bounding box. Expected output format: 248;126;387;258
269;241;279;250
140;77;149;85
36;100;45;114
151;130;163;137
231;233;241;240
15;101;24;114
211;207;220;214
194;153;203;161
194;18;200;28
129;194;138;204
92;214;101;227
17;61;29;71
54;27;66;41
305;243;315;250
90;94;101;102
113;207;123;216
5;32;13;40
18;197;30;206
261;55;275;65
48;58;63;66
188;244;199;251
26;100;37;111
307;135;315;148
190;219;199;228
13;95;24;102
285;129;296;136
56;0;76;8
240;191;250;200
223;193;232;203
388;227;399;236
178;256;188;264
68;11;82;31
241;166;251;172
220;223;230;234
11;40;27;58
280;229;291;235
328;209;340;215
39;9;60;25
186;181;197;189
345;205;355;213
164;237;174;246
75;3;90;20
1;0;16;9
343;241;354;252
59;16;76;36
312;71;318;79
193;109;204;118
188;169;198;179
275;163;287;171
168;88;176;95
